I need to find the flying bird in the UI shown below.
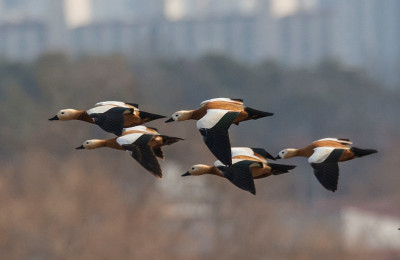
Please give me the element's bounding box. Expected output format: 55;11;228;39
49;101;165;135
76;125;183;178
165;98;273;166
276;138;377;192
182;147;295;195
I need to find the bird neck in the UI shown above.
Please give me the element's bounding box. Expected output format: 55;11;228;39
104;138;124;150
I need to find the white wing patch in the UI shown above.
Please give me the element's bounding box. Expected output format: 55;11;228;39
122;125;148;133
200;98;242;106
196;109;229;129
87;104;116;115
231;147;262;161
95;101;130;107
308;147;337;164
214;158;245;167
116;133;143;146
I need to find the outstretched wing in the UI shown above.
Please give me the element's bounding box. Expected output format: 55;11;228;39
90;107;133;136
309;147;347;192
197;110;240;166
217;160;260;195
120;134;162;178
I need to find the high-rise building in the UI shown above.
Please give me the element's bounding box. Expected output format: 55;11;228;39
90;0;165;22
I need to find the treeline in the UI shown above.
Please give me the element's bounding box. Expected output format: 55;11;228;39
0;53;399;259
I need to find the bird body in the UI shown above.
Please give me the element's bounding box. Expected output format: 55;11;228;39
276;138;377;192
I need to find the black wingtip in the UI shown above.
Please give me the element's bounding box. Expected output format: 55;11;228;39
219;163;256;195
310;162;339;192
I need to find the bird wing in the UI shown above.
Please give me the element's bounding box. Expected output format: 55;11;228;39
197;109;240;166
120;134;162;178
200;98;243;107
95;101;138;109
316;138;353;146
90;107;134;136
309;147;347;192
217;160;260;195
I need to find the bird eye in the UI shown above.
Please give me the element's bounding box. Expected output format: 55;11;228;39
191;167;195;170
61;112;65;114
86;142;90;145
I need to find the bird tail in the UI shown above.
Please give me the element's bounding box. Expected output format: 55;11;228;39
160;135;184;146
268;163;296;175
139;110;166;122
244;107;274;119
350;147;377;157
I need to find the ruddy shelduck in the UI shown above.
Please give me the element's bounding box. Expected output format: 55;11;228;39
276;138;377;192
49;101;165;135
76;125;183;178
182;147;295;194
165;98;273;166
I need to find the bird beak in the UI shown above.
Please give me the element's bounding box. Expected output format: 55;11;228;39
49;115;59;121
75;145;85;150
275;155;281;159
181;171;191;177
165;117;174;123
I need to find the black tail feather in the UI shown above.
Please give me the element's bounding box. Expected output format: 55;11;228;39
268;163;296;175
245;107;274;119
351;147;377;157
139;111;166;122
160;135;184;146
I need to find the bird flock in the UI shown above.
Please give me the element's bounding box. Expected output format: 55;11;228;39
49;98;377;195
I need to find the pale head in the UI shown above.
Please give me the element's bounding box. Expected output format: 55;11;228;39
182;164;212;176
76;139;105;150
49;109;80;121
165;110;193;122
276;149;297;159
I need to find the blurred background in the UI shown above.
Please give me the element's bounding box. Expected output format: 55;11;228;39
0;0;399;259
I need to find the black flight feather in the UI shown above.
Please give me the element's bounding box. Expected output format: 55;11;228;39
217;160;257;195
199;111;240;166
90;107;133;136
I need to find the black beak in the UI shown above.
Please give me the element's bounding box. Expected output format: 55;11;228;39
165;118;174;123
75;145;85;150
49;115;59;121
275;155;281;159
181;171;191;177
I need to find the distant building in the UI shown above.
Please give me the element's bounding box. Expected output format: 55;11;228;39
0;0;399;87
72;21;161;58
341;206;400;250
277;9;334;67
0;21;47;61
72;15;261;61
158;16;258;61
91;0;165;22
